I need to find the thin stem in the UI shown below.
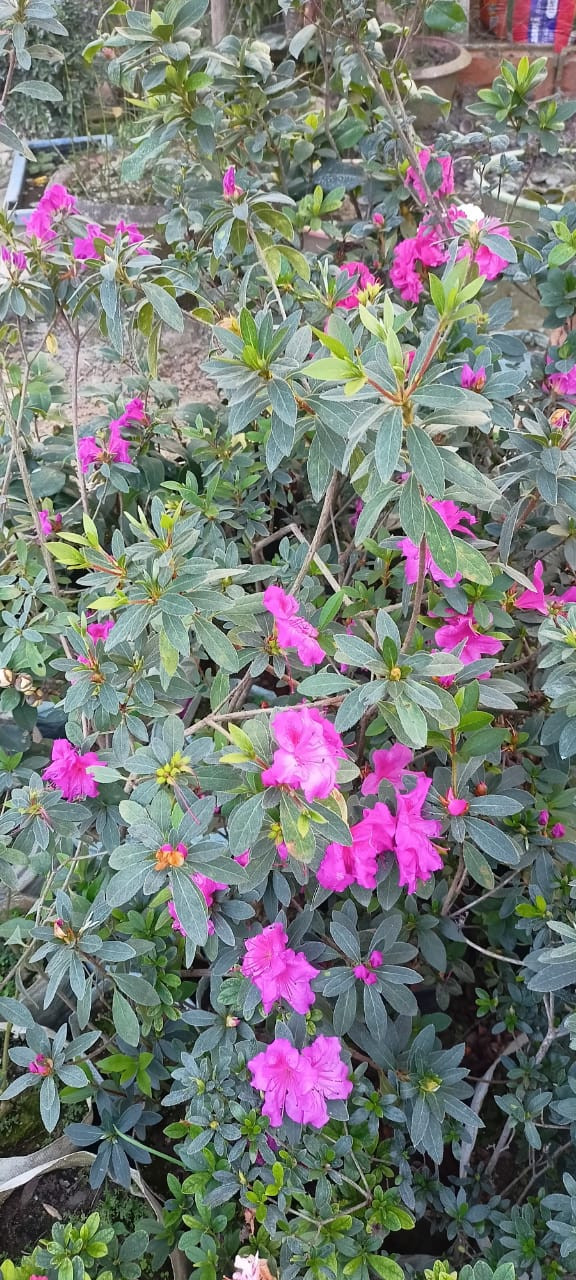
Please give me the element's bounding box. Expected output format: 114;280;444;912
441;854;466;917
71;333;90;515
458;934;523;966
0;1022;12;1091
403;535;426;651
291;471;340;592
249;225;287;320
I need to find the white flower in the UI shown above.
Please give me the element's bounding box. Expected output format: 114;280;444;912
233;1255;261;1280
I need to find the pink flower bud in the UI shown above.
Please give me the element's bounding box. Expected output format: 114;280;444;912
538;810;549;826
551;823;565;838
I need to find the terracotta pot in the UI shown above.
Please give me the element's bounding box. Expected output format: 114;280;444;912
409;37;472;120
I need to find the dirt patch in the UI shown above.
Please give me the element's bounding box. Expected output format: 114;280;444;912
0;1167;99;1253
31;315;217;424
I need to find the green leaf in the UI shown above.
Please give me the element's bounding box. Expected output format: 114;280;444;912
170;867;209;947
140;283;184;332
407;425;445;498
112;989;141;1048
466;817;521;866
115;973;161;1007
307;434;332;501
463;842;495;889
425;503;457;577
455;539;493;585
307;356;358;381
227;793;264;856
0;122;34;159
194;617;239;673
369;1258;404;1280
399;475;425;545
375;407;403;483
11;81;63;102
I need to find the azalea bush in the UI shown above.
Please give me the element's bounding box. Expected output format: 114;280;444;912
2;2;576;1278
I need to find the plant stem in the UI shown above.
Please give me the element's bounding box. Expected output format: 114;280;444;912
291;471;340;592
403;534;426;651
71;332;90;515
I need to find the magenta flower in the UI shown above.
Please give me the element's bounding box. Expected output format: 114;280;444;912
361;744;414;795
38;509;53;536
86;618;114;643
168;900;186;935
193;872;226;935
222;166;242;199
317;802;396;891
551;823;565;838
472;220;512;280
400;499;476;589
1;245;28;272
394;775;443;894
461;364;487;392
26;184;77;242
538;809;549;826
73;222;108;261
515;561;550;615
434;607;503;665
235;849;250;867
28;1054;51;1075
405;149;455;204
373;212;384;226
242;921;319;1014
335;260;377;310
117;396;147;426
115;219;145;247
247;1034;352;1128
350;498;363;530
390;225;447;302
261;707;346;802
43;738;103;801
78;424;131;473
263;584;324;665
445;788;468;816
354;950;384;986
547;365;576;397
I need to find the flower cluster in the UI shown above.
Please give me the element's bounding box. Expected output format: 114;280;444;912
319;757;443;895
242;921;319;1013
43;739;103;801
261;707;346;801
78;399;145;473
26;183;77;241
335;260;378;309
390;208;511;303
73;219;145;261
263;584;324;664
247;1035;352;1127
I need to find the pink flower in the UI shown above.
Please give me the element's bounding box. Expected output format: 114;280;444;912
551;823;565;838
350;498;363;530
115;219;145;247
390;225;448;302
193;872;226;934
515;561;550;615
26;184;77;241
263;584;324;665
233;1257;261;1280
473;220;511;280
538;809;549;826
335;261;377;310
354;950;383;985
78;424;131;472
43;738;103;801
247;1038;307;1127
30;1275;49;1280
117;396;147;426
242;921;319;1014
38;509;53;536
261;707;346;801
235;849;250;867
405;150;455;204
547;365;576;397
445;788;468;816
434;607;503;665
1;246;28;272
550;407;572;429
73;222;109;261
28;1054;51;1075
86;618;114;643
247;1035;352;1128
394;775;443;894
223;166;242;198
168;900;186;935
296;1036;353;1126
373;212;384;225
461;364;486;392
276;842;289;862
362;744;414;795
401;499;476;589
317;802;396;891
